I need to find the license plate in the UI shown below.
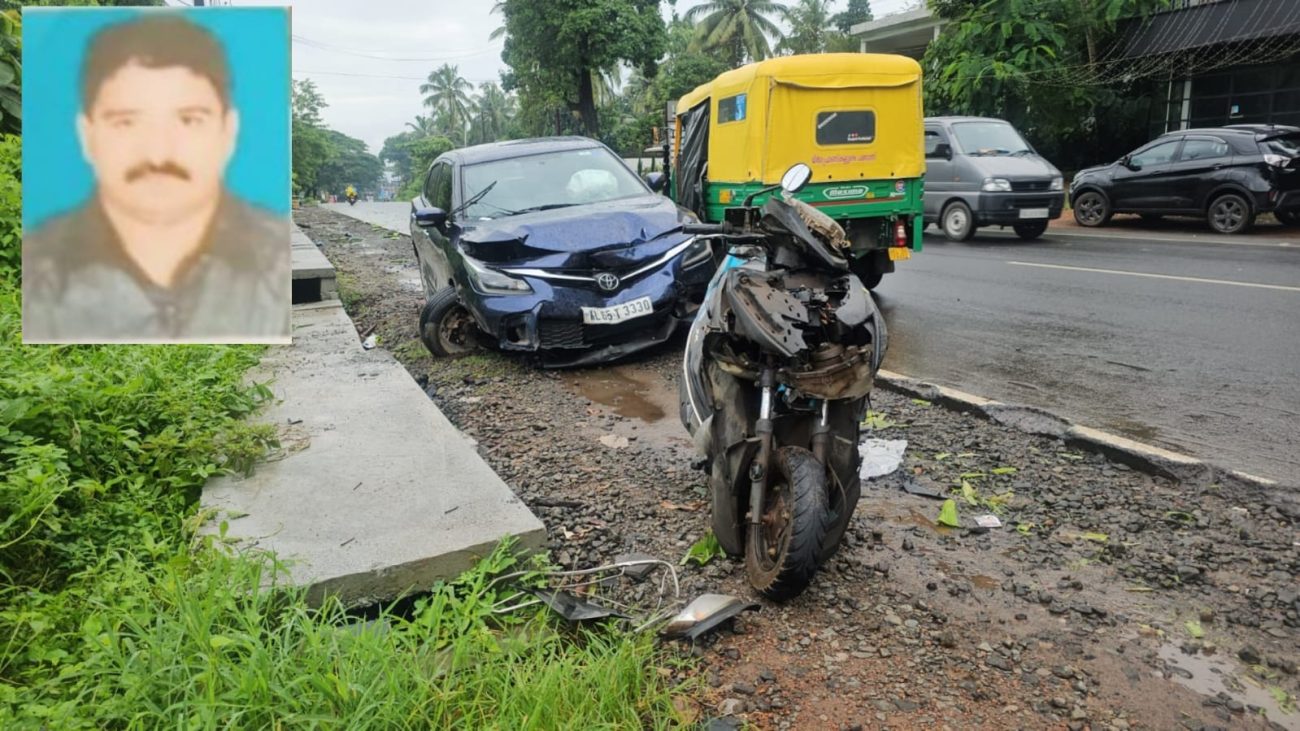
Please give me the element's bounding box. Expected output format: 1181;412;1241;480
888;247;911;261
581;296;653;325
1019;208;1049;219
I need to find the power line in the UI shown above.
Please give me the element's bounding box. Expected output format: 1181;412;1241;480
291;34;499;63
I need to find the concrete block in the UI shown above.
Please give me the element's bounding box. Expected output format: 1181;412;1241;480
201;301;545;607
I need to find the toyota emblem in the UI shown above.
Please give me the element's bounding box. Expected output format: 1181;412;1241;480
595;272;620;292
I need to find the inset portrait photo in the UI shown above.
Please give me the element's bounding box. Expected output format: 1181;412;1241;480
22;7;291;344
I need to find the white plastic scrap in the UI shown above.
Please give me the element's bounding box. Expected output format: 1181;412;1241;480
859;438;908;479
975;514;1003;529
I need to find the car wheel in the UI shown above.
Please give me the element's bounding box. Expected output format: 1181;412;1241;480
1274;210;1300;227
1207;193;1253;234
419;288;482;357
1072;191;1111;227
1013;221;1049;240
941;201;976;241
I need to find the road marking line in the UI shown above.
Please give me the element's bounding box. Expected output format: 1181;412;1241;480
1044;230;1298;248
1006;261;1300;292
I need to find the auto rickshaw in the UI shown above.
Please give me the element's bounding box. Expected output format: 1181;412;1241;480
668;53;924;288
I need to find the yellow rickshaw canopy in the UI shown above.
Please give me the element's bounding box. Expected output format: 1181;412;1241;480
676;53;924;186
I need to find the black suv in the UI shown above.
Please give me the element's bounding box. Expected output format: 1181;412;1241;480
1069;124;1300;234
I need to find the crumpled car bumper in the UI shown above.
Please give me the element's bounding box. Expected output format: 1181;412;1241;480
462;257;711;367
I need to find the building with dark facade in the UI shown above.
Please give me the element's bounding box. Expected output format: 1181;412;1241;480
1115;0;1300;138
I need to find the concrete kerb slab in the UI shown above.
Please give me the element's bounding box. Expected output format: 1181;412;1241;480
874;369;1286;490
200;298;545;608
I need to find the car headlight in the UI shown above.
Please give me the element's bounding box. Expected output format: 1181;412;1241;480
1050;176;1064;191
463;254;533;294
981;177;1012;192
680;236;711;268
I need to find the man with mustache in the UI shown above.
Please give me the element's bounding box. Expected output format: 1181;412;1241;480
23;13;289;343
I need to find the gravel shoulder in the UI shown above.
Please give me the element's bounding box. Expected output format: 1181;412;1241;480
296;206;1300;731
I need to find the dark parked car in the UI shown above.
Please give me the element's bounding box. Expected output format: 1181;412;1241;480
1070;124;1300;234
410;137;714;367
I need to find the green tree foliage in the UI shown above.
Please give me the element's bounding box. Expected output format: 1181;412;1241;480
315;129;383;196
420;64;474;145
830;0;872;34
0;135;18;279
685;0;789;66
778;0;833;55
923;0;1170;171
499;0;666;138
291;79;330;196
468;82;515;146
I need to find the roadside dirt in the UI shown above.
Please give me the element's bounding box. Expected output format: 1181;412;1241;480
296;206;1299;731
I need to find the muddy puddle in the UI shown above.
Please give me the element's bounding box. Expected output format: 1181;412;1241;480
564;365;693;453
1157;643;1299;729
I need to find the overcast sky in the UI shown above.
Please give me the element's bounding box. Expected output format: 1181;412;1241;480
182;0;921;156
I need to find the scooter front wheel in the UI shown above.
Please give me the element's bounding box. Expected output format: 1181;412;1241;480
746;446;830;601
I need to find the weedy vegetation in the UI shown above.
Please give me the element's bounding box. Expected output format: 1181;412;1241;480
0;134;686;728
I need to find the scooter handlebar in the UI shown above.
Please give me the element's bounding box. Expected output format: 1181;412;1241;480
680;222;732;235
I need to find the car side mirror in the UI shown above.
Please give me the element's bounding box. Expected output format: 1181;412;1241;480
414;206;448;230
1120;154;1139;170
644;171;667;193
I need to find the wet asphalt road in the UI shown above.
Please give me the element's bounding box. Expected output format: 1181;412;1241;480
329;202;1300;483
875;225;1300;483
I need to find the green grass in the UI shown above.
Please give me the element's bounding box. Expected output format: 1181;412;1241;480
0;133;688;729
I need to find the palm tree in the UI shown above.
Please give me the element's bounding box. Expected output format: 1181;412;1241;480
685;0;790;66
778;0;834;55
489;1;506;41
472;82;512;144
405;114;438;136
419;64;473;144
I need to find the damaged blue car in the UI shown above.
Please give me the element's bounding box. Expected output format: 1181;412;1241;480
410;137;715;367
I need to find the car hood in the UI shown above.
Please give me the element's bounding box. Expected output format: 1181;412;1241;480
970;154;1061;179
458;194;693;270
1073;162;1113;180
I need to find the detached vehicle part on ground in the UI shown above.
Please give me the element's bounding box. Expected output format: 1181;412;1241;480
667;53;923;290
1070;124;1300;234
922;117;1065;241
409;137;714;367
679;163;887;601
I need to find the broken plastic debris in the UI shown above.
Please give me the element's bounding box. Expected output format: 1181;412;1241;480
362;334;377;350
661;593;759;640
530;589;628;622
860;438;908;479
974;514;1003;529
598;434;630;449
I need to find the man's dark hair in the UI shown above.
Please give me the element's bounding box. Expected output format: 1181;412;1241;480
81;14;231;113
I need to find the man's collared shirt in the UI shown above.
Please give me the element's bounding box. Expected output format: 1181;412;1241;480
22;191;290;343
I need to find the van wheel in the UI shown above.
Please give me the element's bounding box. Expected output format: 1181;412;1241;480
1207;193;1253;234
1073;191;1111;227
1013;221;1048;240
941;201;975;241
419;288;482;357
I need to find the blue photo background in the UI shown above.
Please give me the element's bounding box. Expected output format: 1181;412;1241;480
22;7;290;230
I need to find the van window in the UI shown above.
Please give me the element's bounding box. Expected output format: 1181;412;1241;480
924;129;946;156
950;121;1031;156
816;111;875;145
718;94;746;124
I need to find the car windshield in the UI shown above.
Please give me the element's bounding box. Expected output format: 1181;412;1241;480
1261;134;1300;157
951;121;1033;156
459;147;648;220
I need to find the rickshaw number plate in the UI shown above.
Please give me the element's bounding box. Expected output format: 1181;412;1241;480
888;248;911;262
582;296;653;325
1019;208;1049;219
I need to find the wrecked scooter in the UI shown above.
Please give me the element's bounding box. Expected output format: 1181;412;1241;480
678;163;888;600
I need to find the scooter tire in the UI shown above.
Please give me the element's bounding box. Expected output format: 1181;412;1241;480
746;446;830;602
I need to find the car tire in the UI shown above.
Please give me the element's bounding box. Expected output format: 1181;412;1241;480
419;288;482;357
1274;210;1300;227
1207;193;1253;235
1072;191;1111;227
941;201;976;241
1013;221;1049;240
